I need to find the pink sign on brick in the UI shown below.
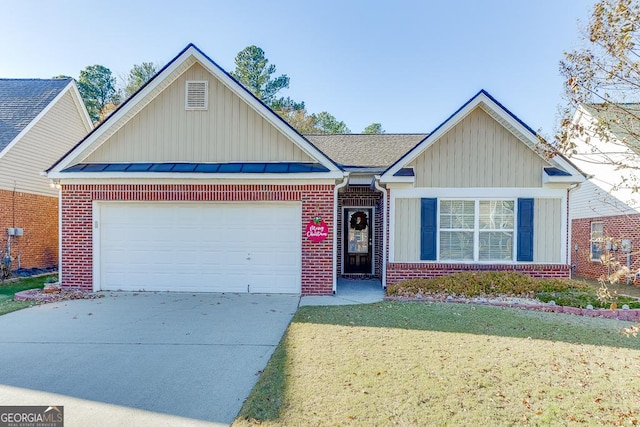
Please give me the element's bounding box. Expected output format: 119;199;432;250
306;218;329;242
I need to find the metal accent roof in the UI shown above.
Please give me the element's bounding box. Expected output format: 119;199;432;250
61;162;331;173
393;168;415;177
544;167;571;176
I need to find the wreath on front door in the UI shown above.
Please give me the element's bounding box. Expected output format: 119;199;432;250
350;211;368;231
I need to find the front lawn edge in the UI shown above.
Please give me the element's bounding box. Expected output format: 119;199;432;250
384;296;640;321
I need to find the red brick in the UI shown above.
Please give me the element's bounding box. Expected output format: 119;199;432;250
0;189;58;269
572;214;640;282
61;184;334;295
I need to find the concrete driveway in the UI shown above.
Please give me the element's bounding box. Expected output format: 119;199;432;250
0;292;300;426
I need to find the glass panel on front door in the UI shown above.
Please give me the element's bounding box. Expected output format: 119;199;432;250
344;209;372;274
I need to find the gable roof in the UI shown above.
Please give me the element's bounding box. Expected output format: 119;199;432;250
48;44;341;178
305;133;427;168
0;78;72;152
381;89;585;183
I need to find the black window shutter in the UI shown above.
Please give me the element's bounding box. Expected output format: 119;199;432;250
420;198;437;260
517;198;534;262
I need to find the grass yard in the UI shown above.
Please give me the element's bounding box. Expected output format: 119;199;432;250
234;302;640;426
0;275;51;315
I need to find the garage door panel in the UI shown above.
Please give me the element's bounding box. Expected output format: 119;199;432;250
98;202;301;293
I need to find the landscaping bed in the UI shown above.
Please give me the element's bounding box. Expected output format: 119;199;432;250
0;274;103;316
387;272;640;315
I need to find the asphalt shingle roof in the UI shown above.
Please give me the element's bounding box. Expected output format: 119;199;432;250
305;133;427;168
0;78;71;152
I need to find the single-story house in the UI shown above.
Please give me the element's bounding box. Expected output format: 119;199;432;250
0;78;92;270
568;103;640;280
47;44;585;295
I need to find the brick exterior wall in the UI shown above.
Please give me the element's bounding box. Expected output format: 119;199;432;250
61;184;334;295
572;214;640;281
337;186;383;278
0;189;58;269
386;263;571;286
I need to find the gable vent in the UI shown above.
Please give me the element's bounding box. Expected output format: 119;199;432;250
185;80;208;110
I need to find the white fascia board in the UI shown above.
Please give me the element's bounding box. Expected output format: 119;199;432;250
390;187;567;199
384;182;415;189
543;173;585;185
0;81;75;161
54;175;342;185
378;175;415;184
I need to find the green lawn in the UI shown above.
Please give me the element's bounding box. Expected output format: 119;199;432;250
0;275;52;315
234;302;640;426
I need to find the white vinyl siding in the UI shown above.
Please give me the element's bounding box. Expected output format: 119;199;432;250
393;198;421;262
570;180;639;219
84;63;313;164
409;107;549;188
533;198;562;263
0;90;90;196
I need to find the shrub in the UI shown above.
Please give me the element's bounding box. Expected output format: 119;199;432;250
536;291;640;309
387;272;590;299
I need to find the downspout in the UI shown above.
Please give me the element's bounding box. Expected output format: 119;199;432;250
333;174;349;293
567;182;580;279
58;185;62;285
374;176;387;289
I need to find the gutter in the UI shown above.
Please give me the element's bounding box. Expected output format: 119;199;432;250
333;174;349;293
374;176;387;289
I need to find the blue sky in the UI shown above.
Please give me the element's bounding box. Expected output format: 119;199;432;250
1;0;593;136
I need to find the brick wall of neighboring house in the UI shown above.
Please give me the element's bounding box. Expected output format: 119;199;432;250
60;184;334;295
386;263;571;286
0;189;58;270
337;186;383;279
572;214;640;281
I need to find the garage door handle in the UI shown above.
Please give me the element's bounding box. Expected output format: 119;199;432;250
246;253;251;260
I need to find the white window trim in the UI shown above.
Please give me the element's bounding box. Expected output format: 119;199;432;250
437;198;517;263
590;221;604;262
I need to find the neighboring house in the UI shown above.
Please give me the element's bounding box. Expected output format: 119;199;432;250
47;44;585;295
568;104;640;280
0;79;92;270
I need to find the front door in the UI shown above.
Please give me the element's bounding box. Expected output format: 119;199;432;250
344;208;373;274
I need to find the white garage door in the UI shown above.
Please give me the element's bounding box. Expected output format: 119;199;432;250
95;202;302;293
